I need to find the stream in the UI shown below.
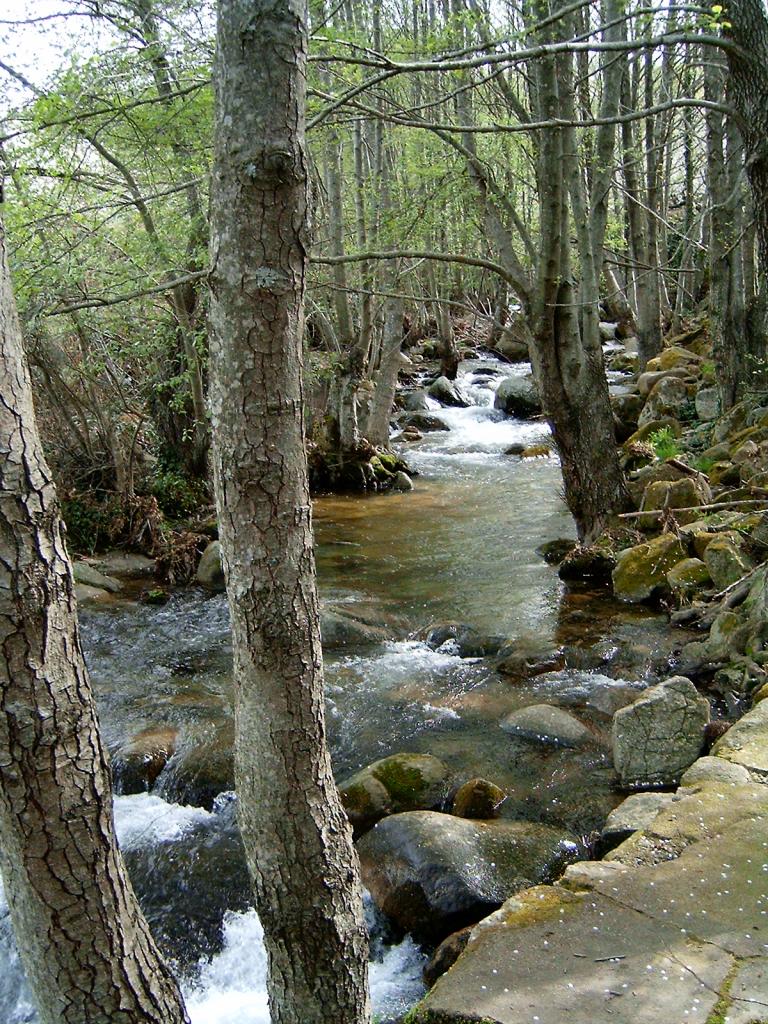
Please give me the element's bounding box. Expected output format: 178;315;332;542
0;357;674;1022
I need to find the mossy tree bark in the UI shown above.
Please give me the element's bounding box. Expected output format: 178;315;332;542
209;2;371;1023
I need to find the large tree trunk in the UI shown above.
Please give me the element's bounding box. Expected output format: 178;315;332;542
724;0;768;389
208;3;370;1024
0;217;188;1024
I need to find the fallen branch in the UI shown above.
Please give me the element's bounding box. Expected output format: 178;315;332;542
619;499;768;519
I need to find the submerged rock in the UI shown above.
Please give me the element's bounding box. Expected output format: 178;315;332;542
451;778;506;819
357;810;577;942
339;752;450;835
500;704;593;747
112;727;179;794
612;676;709;788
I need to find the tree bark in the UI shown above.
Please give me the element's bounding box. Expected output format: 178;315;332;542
209;3;370;1024
0;215;189;1024
724;0;768;390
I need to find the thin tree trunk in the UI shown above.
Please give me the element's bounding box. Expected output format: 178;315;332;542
0;216;189;1024
209;3;370;1023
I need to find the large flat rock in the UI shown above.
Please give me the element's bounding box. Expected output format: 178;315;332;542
410;782;768;1024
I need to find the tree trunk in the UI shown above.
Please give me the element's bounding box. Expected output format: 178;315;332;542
0;216;188;1024
209;3;370;1024
724;0;768;389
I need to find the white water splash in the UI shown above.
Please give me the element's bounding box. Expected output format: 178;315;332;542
185;909;426;1024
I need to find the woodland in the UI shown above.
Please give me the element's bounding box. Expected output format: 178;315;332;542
3;1;768;1024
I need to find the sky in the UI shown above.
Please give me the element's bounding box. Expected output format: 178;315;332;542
0;0;113;111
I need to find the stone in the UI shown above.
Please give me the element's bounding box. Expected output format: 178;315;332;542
557;546;616;582
112;727;179;794
94;551;155;579
423;927;472;988
600;792;676;848
410;781;768;1024
612;676;709;788
75;582;117;606
637;367;690;397
452;778;507;819
500;704;593;747
622;417;682;450
521;444;551;458
696;385;720;421
704;536;753;590
504;442;527;456
493;375;541;418
392;470;414;491
638;376;691;429
638;476;711;528
535;538;576;565
357;810;577;942
339;752;450;835
611;534;688;603
160;723;235;809
679;755;752;787
711;698;768;780
72;560;122;593
665;557;711;597
402;389;430;411
319;607;392;648
599;321;617;341
427;375;469;408
400;412;450;433
195;540;225;591
658;344;702;370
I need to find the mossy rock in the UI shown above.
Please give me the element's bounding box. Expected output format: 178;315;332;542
622;417;682;449
339;752;450;835
666;557;712;598
638;476;711;529
611;533;688;603
704;536;753;590
657;345;702;371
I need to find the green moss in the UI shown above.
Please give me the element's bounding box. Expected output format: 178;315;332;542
372;760;425;802
705;960;739;1024
340;781;376;814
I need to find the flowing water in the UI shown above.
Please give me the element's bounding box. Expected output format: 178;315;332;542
0;357;671;1021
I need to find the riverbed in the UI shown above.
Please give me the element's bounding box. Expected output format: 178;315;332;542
0;358;674;1022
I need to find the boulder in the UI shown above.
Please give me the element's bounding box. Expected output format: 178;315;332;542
666;557;712;598
711;699;768;780
557;545;615;582
599;321;617;341
357;810;577;942
638;376;691;430
535;538;576;565
638;476;711;528
72;561;122;593
493;375;541;418
427;376;469;408
195;540;225;591
500;704;593;747
704;536;753;590
451;778;507;819
94;552;155;579
112;726;179;794
392;471;414;491
600;791;676;848
400;412;450;433
679;755;751;787
339;752;450;835
611;533;688;603
423;927;472;988
695;386;720;422
612;676;709;787
159;724;235;809
637;367;690;398
402;389;430;411
320;607;392;648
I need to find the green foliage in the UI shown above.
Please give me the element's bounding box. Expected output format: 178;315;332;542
62;493;123;553
649;426;682;462
151;468;207;520
701;360;717;384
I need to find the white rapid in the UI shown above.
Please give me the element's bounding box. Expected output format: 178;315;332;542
0;791;426;1024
